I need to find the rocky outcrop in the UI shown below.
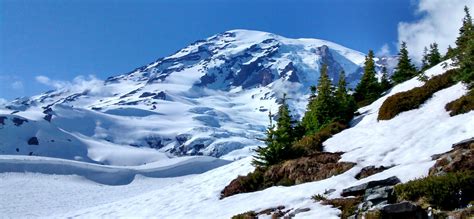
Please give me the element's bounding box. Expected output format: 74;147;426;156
355;165;391;180
27;137;39;145
430;137;474;176
221;152;355;199
341;176;400;197
264;152;355;185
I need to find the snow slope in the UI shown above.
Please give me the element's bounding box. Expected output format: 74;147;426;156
2;60;471;218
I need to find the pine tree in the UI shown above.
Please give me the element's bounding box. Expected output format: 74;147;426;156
444;45;456;60
252;111;276;167
428;43;442;67
421;47;430;71
456;6;473;53
253;95;298;167
391;42;418;84
455;6;474;87
354;50;380;105
302;64;337;134
335;70;357;123
380;66;393;92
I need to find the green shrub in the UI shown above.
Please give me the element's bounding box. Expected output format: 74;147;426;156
311;193;328;201
292;122;347;154
378;69;458;120
321;197;363;219
220;168;265;198
445;89;474;116
394;171;474;210
231;211;257;219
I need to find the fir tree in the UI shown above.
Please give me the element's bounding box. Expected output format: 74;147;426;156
354;50;380;105
444;45;456;60
253;95;298;167
421;47;430;71
380;66;393;92
335;70;357;123
392;42;417;84
455;6;474;87
428;43;442;67
302;64;337;134
455;6;473;53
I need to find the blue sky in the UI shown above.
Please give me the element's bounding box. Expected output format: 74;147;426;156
0;0;419;100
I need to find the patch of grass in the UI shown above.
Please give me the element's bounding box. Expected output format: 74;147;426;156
445;89;474;116
231;211;257;219
394;171;474;210
220;168;265;199
292;122;347;154
321;197;363;219
311;193;328;202
378;69;458;120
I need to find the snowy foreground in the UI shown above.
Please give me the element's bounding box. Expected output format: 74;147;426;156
1;61;473;218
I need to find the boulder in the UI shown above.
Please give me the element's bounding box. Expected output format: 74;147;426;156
381;202;426;219
27;137;39;145
429;137;474;176
341;176;401;197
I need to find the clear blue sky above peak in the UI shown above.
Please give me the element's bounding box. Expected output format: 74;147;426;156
0;0;416;100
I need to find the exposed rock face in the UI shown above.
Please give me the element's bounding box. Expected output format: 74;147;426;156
27;137;39;145
341;176;401;197
221;152;355;199
264;152;355;184
380;202;426;219
355;165;391;180
430;137;474;176
12;117;28;126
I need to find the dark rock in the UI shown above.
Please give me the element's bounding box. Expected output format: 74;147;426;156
341;176;401;197
139;92;156;98
43;114;52;122
355;165;391;180
0;116;6;125
152;91;167;100
381;202;427;219
364;186;394;202
429;137;474;176
27;137;39;145
12;117;28;126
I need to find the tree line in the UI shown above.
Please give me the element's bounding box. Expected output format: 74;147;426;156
253;6;474;167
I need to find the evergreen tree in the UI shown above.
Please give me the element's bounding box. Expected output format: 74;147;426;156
380;66;393;92
391;42;418;84
335;71;357;123
421;47;430;71
354;50;380;105
455;6;474;87
253;95;298;167
455;6;473;53
428;43;442;67
444;45;456;60
302;64;337;134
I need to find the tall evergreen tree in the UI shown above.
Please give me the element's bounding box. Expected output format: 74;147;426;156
380;66;393;92
421;47;430;71
428;43;442;67
354;50;380;105
253;94;297;167
335;71;357;123
455;6;474;87
302;64;337;134
444;45;456;60
456;6;473;53
391;42;418;84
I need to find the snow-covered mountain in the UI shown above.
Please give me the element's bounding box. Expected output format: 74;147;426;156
1;29;390;163
1;60;472;218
